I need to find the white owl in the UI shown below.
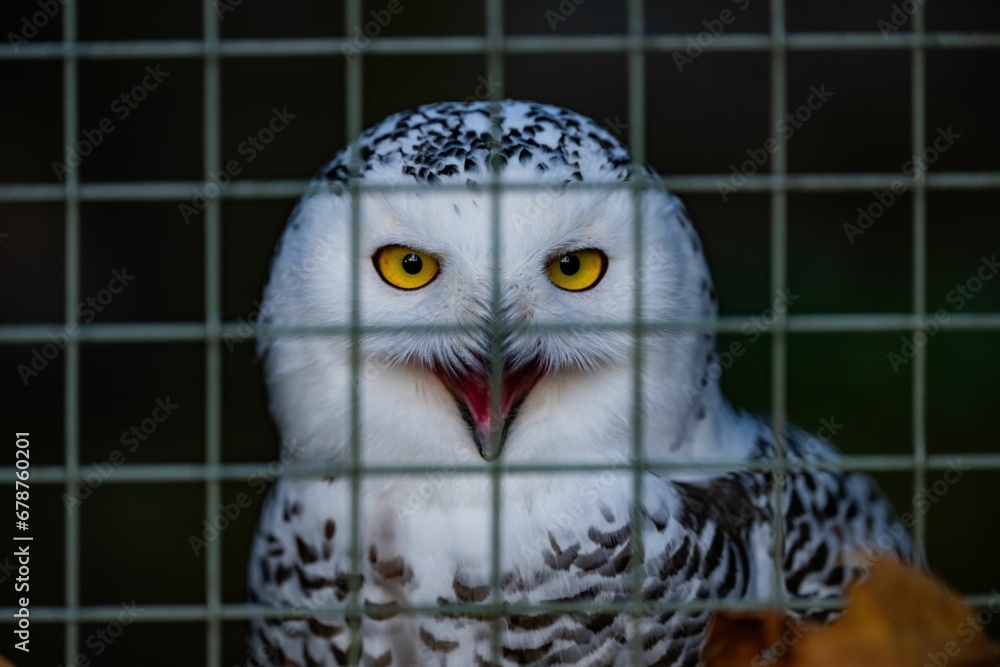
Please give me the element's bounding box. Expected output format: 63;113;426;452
247;100;910;667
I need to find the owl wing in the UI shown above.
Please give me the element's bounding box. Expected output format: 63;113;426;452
736;420;913;619
247;478;365;667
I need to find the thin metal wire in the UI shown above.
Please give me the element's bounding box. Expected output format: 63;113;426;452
344;0;365;662
626;0;647;663
484;1;506;664
4;32;1000;61
0;595;860;624
5;171;1000;202
61;0;81;661
5;586;998;625
4;311;1000;346
202;0;224;663
768;0;788;612
4;451;998;487
910;2;929;568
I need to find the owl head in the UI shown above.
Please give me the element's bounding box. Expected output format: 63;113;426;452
259;101;724;470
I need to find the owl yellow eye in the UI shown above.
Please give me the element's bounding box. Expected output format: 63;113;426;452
546;249;607;292
373;245;440;290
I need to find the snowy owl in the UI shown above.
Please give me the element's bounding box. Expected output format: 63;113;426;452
247;100;910;666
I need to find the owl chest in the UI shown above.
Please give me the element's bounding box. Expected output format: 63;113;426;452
256;477;709;666
359;475;648;607
267;474;679;601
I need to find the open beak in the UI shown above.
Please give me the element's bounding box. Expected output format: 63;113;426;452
434;359;544;461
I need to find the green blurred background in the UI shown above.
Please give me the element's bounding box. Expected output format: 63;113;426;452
1;0;999;664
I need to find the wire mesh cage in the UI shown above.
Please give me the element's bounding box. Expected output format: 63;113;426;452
2;0;1000;665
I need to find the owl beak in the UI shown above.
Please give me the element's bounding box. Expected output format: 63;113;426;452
435;360;543;461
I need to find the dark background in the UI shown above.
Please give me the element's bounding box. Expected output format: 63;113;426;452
1;1;999;665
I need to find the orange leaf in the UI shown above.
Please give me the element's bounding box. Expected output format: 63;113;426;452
704;558;1000;667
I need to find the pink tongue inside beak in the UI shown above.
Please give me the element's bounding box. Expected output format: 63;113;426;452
435;362;543;460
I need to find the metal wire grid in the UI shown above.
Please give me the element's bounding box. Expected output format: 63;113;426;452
2;1;1000;665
